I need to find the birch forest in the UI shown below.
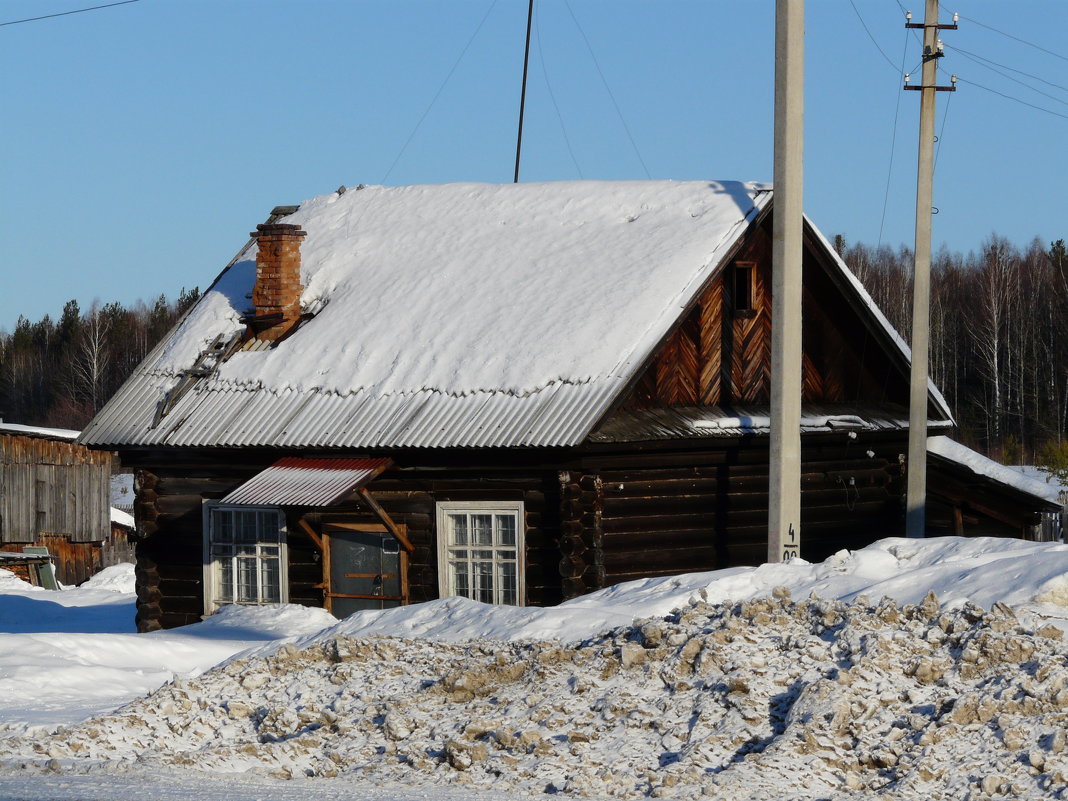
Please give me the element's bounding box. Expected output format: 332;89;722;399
837;235;1067;470
0;289;199;430
1;235;1065;470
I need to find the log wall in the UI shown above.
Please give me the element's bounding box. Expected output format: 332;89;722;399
569;435;907;593
130;460;564;631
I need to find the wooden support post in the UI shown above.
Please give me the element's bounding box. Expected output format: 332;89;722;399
357;487;414;553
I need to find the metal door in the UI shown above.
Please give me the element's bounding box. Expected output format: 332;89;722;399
325;526;406;618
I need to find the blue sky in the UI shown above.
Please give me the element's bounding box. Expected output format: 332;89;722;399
2;0;1066;333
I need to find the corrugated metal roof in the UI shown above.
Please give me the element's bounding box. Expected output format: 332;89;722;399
220;457;392;506
77;180;950;451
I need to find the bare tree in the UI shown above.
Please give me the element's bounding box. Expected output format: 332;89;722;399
68;305;112;416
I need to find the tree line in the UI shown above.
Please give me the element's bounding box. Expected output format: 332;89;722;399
1;234;1065;469
0;290;199;430
837;235;1067;468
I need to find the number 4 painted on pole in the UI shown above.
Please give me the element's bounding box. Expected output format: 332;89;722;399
782;523;799;562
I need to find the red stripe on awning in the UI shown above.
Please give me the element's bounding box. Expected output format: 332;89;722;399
220;457;392;507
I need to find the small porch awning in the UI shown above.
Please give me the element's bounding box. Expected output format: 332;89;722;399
220;457;392;507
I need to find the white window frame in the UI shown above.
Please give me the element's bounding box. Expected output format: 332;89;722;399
202;502;288;615
435;501;524;606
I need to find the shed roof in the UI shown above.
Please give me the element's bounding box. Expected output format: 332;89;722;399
927;436;1063;509
0;423;80;442
80;180;948;450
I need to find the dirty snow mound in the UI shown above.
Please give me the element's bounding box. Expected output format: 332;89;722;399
2;592;1066;800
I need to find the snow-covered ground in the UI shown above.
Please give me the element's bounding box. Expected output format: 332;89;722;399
1;537;1066;800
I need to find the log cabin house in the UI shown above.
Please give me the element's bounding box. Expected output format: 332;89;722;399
77;181;1055;631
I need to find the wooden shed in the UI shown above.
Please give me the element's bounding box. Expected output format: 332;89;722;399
0;423;113;584
77;180;1055;631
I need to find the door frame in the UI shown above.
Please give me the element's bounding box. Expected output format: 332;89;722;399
321;522;409;614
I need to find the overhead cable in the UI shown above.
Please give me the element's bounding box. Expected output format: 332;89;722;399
849;0;900;73
943;43;1068;99
1;0;138;27
562;0;650;179
955;76;1068;121
381;0;500;184
959;14;1068;64
535;5;583;178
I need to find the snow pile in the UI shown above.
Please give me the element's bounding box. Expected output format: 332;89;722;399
0;566;336;733
275;537;1068;648
2;591;1066;800
79;563;136;594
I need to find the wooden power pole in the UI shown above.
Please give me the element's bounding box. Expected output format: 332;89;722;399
904;0;956;538
768;0;804;563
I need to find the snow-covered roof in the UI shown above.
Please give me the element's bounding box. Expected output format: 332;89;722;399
80;180;944;450
110;507;135;529
927;436;1063;506
0;423;80;441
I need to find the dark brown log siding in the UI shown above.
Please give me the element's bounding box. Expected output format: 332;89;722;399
130;461;564;631
587;436;905;587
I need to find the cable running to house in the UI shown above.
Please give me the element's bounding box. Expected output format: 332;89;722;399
0;0;138;27
933;88;952;175
877;28;911;246
848;0;900;73
381;0;500;184
562;0;650;178
535;5;583;178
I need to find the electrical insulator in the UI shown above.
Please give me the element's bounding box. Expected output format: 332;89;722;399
904;73;911;85
951;74;958;85
905;10;912;22
953;12;959;23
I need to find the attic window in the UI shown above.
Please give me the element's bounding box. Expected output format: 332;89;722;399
732;262;756;317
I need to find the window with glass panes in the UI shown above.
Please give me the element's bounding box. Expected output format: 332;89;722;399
204;506;286;609
436;502;523;606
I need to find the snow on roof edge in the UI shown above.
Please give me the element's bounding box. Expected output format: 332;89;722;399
927;436;1062;505
0;423;80;441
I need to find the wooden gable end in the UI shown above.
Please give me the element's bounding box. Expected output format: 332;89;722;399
625;217;909;411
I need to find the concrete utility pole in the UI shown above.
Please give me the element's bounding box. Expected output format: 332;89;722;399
904;0;956;538
768;0;804;563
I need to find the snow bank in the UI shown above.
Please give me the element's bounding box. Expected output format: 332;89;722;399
1;537;1066;799
79;563;136;594
0;570;336;733
270;537;1068;653
3;592;1065;800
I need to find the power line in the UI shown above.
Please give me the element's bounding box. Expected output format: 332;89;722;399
848;0;899;73
535;5;583;178
381;0;500;184
562;0;650;179
955;76;1068;121
1;0;139;27
933;86;952;176
877;28;911;247
944;43;1068;98
959;14;1068;64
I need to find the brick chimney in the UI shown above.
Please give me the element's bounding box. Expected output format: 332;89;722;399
249;223;307;342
